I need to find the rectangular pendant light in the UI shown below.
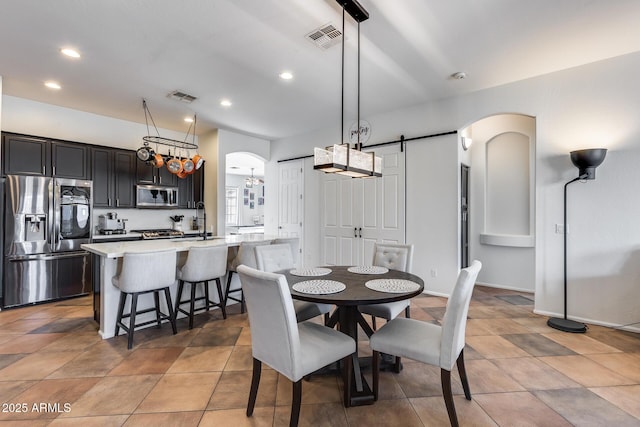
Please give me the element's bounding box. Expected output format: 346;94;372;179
313;0;382;179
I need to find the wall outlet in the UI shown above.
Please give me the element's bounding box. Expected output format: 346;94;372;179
430;269;438;278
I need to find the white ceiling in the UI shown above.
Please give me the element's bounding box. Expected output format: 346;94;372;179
2;0;640;141
226;152;264;177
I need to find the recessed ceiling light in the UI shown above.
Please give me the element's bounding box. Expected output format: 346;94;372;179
45;81;61;90
279;71;293;80
60;48;80;58
184;117;194;123
220;99;232;107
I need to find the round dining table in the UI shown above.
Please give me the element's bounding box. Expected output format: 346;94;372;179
280;265;424;407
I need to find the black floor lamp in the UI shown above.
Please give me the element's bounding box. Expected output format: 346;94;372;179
547;148;607;333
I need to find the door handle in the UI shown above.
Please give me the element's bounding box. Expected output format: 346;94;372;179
358;227;362;238
354;227;357;238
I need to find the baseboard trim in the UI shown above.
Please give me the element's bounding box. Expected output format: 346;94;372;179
475;281;533;294
421;289;450;298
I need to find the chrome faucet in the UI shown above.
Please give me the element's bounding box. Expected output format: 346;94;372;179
195;201;207;240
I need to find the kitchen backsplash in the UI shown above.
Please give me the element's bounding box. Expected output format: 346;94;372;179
93;208;206;233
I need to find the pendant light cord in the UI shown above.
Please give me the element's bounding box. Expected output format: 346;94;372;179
341;5;345;146
357;19;361;151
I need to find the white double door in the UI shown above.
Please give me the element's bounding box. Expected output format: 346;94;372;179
321;145;405;266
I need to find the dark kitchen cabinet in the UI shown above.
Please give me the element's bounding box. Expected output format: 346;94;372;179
2;133;88;179
91;148;113;207
52;141;89;179
177;173;193;208
113;150;136;208
2;133;50;176
193;164;204;205
177;165;204;208
91;147;136;208
136;160;177;187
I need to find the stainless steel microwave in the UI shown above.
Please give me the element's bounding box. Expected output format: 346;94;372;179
136;185;178;208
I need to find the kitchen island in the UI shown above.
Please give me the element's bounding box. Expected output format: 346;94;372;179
82;234;274;339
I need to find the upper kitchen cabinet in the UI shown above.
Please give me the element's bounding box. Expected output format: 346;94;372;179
177;164;205;208
193;164;204;205
136;161;177;187
114;151;136;208
2;133;51;176
2;133;89;179
51;141;90;179
91;147;136;208
92;148;112;207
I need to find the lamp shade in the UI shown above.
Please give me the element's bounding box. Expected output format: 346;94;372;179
570;148;607;180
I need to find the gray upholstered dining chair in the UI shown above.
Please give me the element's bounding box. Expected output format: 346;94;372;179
358;243;415;329
369;260;482;427
237;265;355;427
255;244;333;323
175;244;228;329
272;237;300;266
224;240;271;313
112;248;178;349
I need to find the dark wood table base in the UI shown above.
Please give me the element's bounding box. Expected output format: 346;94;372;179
284;266;424;408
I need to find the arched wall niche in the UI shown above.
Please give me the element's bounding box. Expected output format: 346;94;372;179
461;113;536;292
485;131;531;237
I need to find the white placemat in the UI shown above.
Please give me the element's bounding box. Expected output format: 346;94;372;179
347;265;389;275
292;280;346;295
365;279;421;293
289;267;332;277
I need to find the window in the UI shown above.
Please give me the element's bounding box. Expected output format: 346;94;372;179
225;187;239;226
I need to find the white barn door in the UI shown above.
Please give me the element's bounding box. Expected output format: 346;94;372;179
321;145;405;266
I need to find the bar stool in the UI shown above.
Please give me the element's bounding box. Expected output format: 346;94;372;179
113;248;178;349
224;240;271;313
175;245;228;329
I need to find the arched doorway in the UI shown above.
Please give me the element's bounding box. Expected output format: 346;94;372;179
224;152;265;236
460;113;536;292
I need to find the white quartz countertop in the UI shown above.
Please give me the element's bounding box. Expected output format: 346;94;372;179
82;234;276;258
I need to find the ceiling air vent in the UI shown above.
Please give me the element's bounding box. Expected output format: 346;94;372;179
306;23;342;50
167;90;198;103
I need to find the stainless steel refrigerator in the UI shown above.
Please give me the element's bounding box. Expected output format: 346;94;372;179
2;175;92;308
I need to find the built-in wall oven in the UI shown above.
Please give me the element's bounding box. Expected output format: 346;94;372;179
2;175;92;308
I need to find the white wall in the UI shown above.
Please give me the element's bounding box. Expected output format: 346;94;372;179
0;76;3;163
0;75;2;135
406;133;460;295
468;114;536;292
198;129;219;234
1;95;188;150
94;207;198;232
270;51;640;331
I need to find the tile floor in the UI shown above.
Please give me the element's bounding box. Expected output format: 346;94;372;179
0;286;639;426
